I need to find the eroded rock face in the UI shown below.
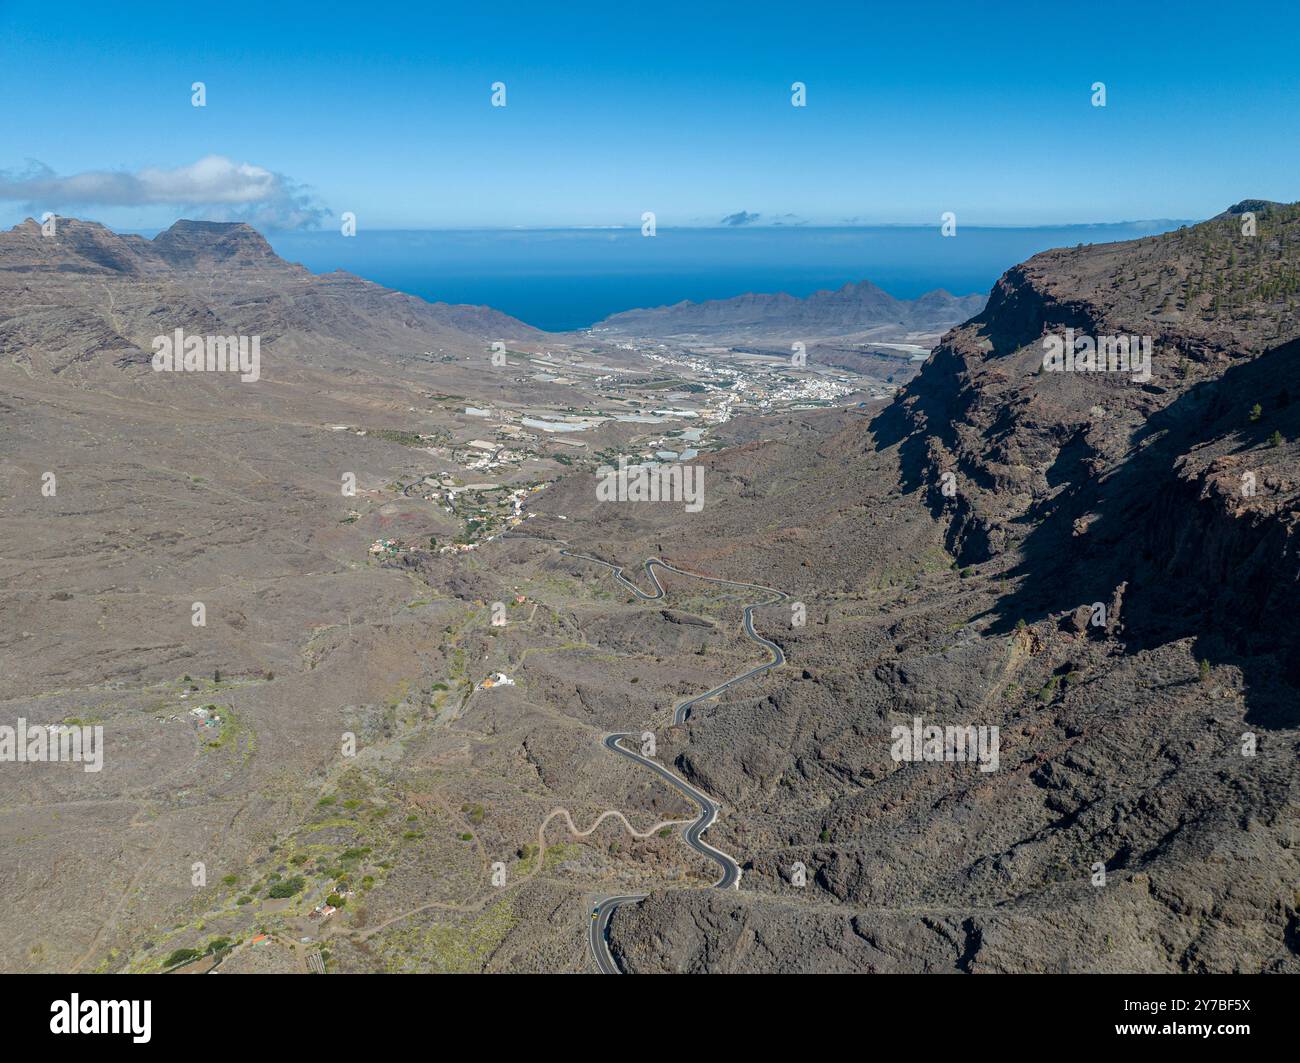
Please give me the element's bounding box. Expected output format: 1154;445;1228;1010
150;220;288;271
607;204;1300;974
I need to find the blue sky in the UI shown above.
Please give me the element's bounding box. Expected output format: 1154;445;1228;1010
0;0;1296;230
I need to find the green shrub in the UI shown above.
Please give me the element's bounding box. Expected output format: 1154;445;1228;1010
265;876;305;899
164;948;201;968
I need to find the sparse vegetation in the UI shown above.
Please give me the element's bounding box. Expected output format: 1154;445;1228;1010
265;876;305;899
163;948;201;968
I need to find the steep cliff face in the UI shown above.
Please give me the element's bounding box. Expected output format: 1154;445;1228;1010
872;204;1300;693
1134;340;1300;687
150;219;292;271
891;202;1300;566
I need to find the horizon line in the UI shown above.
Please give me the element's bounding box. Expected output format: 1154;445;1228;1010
11;215;1202;238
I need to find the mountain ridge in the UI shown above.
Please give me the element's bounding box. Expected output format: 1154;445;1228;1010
593;277;986;338
0;216;542;378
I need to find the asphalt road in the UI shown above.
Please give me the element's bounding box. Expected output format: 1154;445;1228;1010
559;550;789;973
588;892;648;974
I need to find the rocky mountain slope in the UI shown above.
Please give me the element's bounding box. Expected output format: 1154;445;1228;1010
0;217;540;380
594;201;1300;972
0;218;584;974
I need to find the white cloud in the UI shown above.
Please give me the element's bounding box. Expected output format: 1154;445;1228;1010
0;155;327;229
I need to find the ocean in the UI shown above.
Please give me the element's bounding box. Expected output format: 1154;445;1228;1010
266;222;1187;333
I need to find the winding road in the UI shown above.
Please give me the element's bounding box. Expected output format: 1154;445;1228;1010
546;548;789;973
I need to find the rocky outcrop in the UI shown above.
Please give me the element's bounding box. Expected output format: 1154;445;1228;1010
151;219;290;271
